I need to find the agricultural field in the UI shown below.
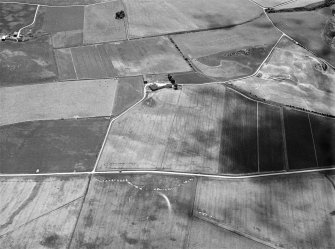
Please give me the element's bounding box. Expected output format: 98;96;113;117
1;0;335;248
268;4;335;66
258;103;286;172
124;0;262;38
309;114;335;167
69;174;196;248
0;3;37;35
97;84;325;174
283;108;318;170
275;0;327;9
172;15;281;79
112;76;144;116
83;1;127;44
0;0;115;5
0;36;57;86
0;79;117;126
0;175;88;247
0;118;109;173
232;36;335;116
195;172;335;249
68;37;191;79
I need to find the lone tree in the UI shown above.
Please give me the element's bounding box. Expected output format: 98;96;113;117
115;10;126;20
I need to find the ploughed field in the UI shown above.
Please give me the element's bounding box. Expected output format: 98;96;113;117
0;0;335;248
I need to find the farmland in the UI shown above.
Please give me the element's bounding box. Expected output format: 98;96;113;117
1;0;335;248
0;3;36;34
68;37;191;79
268;4;335;66
0;79;117;126
283;108;317;170
83;1;126;43
124;0;262;38
0;175;88;247
0;36;57;86
195;172;335;249
232;36;335;116
172;14;281;79
0;118;109;173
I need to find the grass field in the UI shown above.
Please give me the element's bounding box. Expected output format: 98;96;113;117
269;6;335;66
54;48;77;80
70;37;191;79
283;108;318;169
0;79;117;126
112;76;144;116
195;173;335;249
0;118;109;173
0;3;37;35
0;36;57;86
172;15;281;79
258;103;286;172
124;0;262;38
232;36;335;116
0;175;88;235
309;114;335;167
219;88;258;174
69;174;196;248
83;1;126;44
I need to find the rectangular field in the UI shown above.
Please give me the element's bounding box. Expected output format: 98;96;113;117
54;48;77;80
83;1;126;44
0;118;109;173
309;114;335;167
0;79;117;126
124;0;262;38
219;89;258;174
0;175;88;235
283;108;317;169
71;37;191;79
195;173;335;249
69;174;196;248
43;6;84;33
258;103;286;172
112;76;144;116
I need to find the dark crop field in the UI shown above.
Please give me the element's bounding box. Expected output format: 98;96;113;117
219;89;258;174
283;108;318;170
258;103;286;172
309;114;335;167
0;118;109;174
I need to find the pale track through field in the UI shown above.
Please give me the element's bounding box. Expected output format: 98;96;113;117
17;4;39;37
